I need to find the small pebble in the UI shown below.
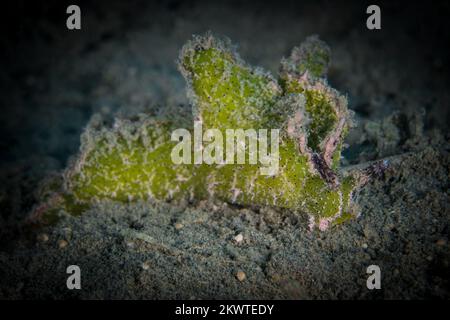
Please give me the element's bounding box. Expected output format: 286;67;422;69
234;234;244;244
271;273;281;282
174;222;184;230
362;243;368;249
436;239;446;246
426;256;433;261
141;261;150;270
37;233;49;243
236;271;246;282
58;239;68;249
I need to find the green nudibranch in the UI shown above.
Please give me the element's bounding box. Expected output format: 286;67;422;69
31;32;376;231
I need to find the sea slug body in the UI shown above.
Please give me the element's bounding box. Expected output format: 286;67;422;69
32;32;374;230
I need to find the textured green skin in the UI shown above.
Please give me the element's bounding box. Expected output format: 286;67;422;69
40;33;360;229
67;122;354;225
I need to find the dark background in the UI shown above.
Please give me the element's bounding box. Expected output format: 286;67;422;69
1;0;449;165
